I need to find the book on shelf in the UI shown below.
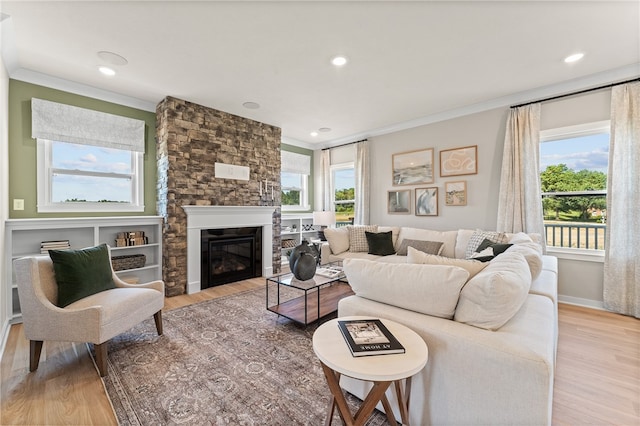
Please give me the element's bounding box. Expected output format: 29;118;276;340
40;240;70;253
315;265;344;278
338;319;405;357
115;231;148;247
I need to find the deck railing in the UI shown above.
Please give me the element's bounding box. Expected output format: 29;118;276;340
544;222;607;250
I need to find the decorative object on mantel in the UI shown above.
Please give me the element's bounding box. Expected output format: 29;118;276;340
312;211;336;241
259;179;276;204
289;241;317;280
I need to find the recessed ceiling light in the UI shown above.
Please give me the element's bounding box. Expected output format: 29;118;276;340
98;66;116;76
318;127;332;133
331;56;347;67
243;102;260;109
97;51;128;66
564;53;584;63
310;131;319;137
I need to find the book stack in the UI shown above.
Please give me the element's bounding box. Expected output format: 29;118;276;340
40;240;70;254
115;231;148;247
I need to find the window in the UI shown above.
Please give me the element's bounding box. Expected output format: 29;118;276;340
281;150;311;211
281;171;309;210
37;139;144;212
331;163;355;226
539;120;609;251
31;98;146;213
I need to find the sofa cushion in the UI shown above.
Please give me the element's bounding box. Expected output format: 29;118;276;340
48;243;116;307
378;226;400;248
454;252;531;330
343;258;469;319
464;229;508;259
407;246;488;279
365;231;396;256
324;227;350;255
506;241;543;279
396;239;444;256
397;227;458;258
348;225;378;252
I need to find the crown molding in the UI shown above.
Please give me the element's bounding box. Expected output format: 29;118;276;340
314;63;640;150
9;68;157;112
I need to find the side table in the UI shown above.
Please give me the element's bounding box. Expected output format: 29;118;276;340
312;316;428;426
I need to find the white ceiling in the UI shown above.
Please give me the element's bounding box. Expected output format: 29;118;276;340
1;1;639;148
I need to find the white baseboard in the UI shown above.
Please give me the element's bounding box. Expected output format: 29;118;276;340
558;295;605;310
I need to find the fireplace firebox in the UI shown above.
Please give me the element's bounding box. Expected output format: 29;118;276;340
200;227;262;288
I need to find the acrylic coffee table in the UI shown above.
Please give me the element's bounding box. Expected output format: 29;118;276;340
266;264;354;325
313;316;428;426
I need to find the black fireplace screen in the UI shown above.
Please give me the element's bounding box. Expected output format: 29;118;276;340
201;227;262;288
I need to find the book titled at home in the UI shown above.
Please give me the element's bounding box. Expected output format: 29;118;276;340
337;319;405;357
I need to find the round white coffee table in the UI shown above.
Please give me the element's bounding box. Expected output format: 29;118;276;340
313;316;428;426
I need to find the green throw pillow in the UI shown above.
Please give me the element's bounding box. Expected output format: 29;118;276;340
365;231;396;256
49;243;116;307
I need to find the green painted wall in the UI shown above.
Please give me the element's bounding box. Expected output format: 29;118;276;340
8;80;157;218
281;143;314;212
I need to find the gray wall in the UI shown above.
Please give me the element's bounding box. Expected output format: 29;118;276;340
331;90;611;308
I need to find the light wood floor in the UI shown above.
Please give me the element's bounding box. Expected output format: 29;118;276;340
1;280;638;425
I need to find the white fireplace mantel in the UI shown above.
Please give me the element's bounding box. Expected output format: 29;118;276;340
182;205;277;294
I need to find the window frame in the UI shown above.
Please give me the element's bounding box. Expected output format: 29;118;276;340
539;120;609;261
330;161;355;221
280;171;310;212
36;138;145;213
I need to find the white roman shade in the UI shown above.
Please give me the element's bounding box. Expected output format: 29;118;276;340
31;98;146;152
281;150;310;175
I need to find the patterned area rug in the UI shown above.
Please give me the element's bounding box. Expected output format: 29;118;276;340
101;288;390;425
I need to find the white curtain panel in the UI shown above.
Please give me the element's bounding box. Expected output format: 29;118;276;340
320;149;332;211
604;82;640;318
31;98;145;152
354;140;370;225
497;104;546;252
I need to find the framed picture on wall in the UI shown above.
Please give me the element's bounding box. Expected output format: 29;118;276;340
415;187;438;216
388;190;411;214
392;148;434;185
439;145;478;177
445;181;467;206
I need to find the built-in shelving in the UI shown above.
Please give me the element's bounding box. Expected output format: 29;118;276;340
280;213;317;265
4;216;163;323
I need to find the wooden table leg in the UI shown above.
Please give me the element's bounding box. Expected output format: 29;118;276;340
320;361;394;426
320;362;353;425
394;377;412;425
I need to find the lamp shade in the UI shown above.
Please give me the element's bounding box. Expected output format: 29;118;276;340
313;211;336;226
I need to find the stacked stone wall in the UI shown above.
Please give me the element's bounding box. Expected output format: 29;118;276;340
157;96;281;296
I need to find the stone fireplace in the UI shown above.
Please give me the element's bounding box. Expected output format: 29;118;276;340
156;96;282;296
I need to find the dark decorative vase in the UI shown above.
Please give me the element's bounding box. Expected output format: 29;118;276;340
293;252;317;281
289;241;317;280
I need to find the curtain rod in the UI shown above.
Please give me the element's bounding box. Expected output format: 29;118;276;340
322;138;368;151
510;77;640;109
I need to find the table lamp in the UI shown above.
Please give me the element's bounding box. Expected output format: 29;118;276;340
313;211;336;241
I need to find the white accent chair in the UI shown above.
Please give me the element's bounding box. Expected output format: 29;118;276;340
14;254;164;377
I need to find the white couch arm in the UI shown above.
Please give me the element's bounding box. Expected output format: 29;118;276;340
320;242;334;265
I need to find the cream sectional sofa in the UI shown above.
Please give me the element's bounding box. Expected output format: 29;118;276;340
321;226;558;425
